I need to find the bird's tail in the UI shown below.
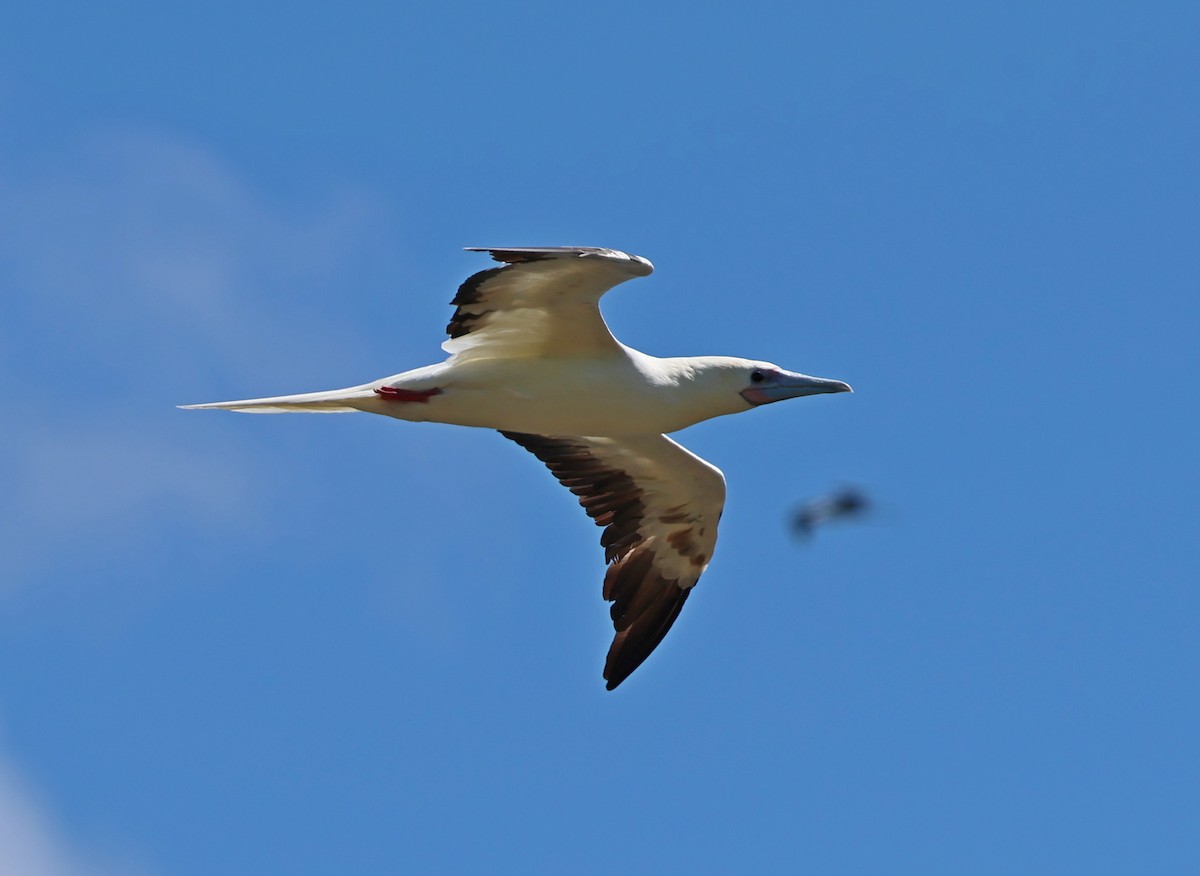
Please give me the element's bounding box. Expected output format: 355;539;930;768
178;385;377;414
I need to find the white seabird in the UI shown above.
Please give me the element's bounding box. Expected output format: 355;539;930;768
183;246;851;689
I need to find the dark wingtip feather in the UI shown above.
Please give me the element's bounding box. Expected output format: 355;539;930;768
602;583;690;690
499;430;694;691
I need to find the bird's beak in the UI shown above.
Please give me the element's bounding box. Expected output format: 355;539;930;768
740;370;853;406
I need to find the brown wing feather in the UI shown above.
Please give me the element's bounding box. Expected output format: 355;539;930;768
446;264;506;339
602;545;691;690
501;431;697;689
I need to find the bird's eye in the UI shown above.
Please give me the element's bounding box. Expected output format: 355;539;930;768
750;369;767;384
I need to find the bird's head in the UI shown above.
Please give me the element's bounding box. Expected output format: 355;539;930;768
736;360;853;406
681;357;852;409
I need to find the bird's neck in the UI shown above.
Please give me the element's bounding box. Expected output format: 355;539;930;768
629;353;750;431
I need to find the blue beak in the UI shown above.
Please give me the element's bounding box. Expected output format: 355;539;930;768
740;370;853;406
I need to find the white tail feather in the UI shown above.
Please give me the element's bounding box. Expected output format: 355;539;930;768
179;386;377;413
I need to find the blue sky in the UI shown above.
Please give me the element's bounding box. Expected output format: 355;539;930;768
2;2;1198;873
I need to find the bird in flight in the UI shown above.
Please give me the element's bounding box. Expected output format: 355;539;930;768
792;486;871;538
183;247;851;689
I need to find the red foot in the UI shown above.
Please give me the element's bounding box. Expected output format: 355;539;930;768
374;386;443;403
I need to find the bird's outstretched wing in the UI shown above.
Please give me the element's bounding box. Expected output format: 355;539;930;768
444;247;653;362
501;430;725;690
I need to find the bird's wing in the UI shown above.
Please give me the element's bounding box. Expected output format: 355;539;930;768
444;247;653;362
501;430;726;690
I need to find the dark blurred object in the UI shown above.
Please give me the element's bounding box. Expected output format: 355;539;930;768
792;486;871;538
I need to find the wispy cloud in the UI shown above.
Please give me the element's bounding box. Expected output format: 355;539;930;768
0;750;86;876
0;127;379;875
0;127;386;597
0;729;153;876
0;126;382;388
0;418;257;597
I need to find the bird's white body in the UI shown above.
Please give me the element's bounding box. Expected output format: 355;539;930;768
193;349;759;436
183;246;851;689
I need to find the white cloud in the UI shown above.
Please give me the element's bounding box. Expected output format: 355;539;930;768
0;126;383;386
0;755;83;876
0;417;258;594
0;730;153;876
0;127;386;596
